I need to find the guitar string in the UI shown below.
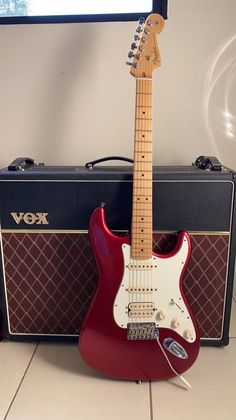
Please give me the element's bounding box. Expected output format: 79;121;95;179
130;76;153;327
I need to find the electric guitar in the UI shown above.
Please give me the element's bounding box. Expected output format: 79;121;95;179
79;14;200;381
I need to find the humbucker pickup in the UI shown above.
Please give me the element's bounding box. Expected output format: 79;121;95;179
128;302;155;318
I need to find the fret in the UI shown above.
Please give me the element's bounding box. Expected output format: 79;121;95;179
133;192;152;195
136;92;152;95
134;140;152;143
135;115;152;120
134;151;152;154
132;224;153;228
133;185;152;188
134;153;152;157
134;160;152;164
133;207;153;212
135;129;152;133
132;219;152;224
131;246;153;251
132;207;152;212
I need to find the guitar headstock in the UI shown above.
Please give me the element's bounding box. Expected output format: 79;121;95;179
127;13;165;79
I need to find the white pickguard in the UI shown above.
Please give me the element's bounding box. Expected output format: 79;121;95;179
113;237;196;342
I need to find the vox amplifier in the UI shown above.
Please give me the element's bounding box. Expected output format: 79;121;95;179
0;157;235;345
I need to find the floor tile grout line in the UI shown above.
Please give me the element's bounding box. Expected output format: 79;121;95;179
149;381;154;420
3;341;39;420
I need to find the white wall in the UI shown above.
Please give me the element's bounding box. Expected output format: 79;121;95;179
0;0;236;169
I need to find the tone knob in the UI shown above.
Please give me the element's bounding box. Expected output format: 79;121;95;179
156;310;165;320
183;328;193;340
171;318;180;329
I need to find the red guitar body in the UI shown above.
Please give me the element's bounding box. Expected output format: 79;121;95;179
79;207;200;381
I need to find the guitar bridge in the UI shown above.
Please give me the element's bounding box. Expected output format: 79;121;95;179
127;322;157;340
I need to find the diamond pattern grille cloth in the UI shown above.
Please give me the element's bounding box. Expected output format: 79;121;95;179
1;232;229;338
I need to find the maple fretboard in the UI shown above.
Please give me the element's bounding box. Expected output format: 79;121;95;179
131;78;153;260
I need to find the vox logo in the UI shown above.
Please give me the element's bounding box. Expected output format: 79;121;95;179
11;212;49;225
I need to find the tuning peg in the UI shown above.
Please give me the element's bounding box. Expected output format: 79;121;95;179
126;61;132;66
128;51;142;59
136;26;143;33
138;17;145;25
131;42;137;50
134;35;140;41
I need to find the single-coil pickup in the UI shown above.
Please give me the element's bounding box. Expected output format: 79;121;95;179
126;263;157;270
126;286;157;293
128;302;155;318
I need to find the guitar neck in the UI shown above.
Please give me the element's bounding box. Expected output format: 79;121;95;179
131;78;153;260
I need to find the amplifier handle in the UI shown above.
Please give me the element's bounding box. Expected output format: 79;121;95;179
85;156;133;170
194;155;223;171
8;157;35;171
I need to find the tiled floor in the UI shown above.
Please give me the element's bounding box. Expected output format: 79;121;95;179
1;298;236;420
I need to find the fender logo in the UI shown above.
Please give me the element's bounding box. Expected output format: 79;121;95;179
11;212;49;225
